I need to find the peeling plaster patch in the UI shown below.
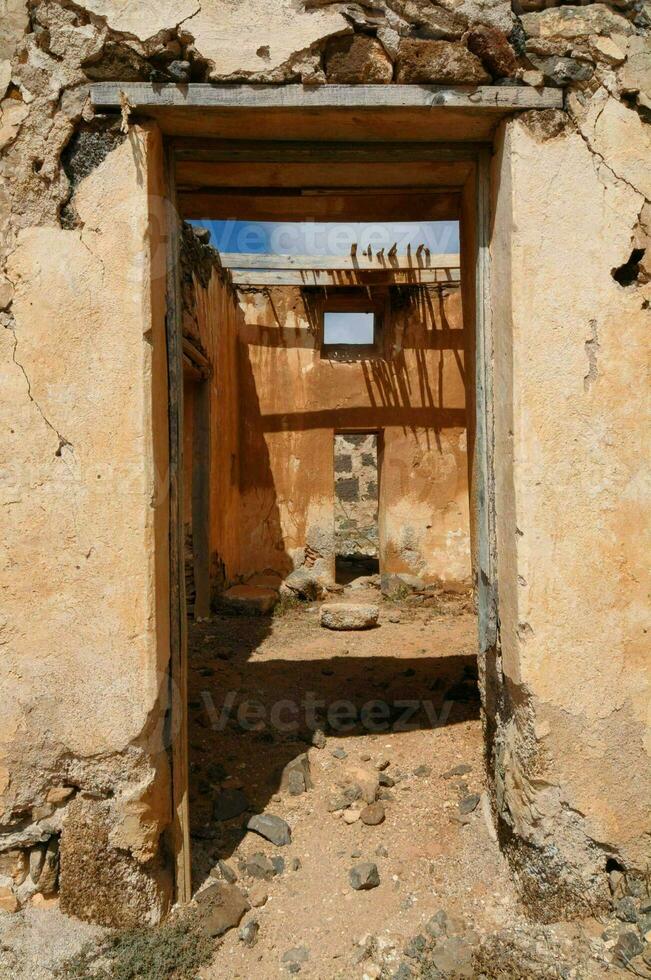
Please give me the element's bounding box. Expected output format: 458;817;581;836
76;0;201;43
60;121;126;228
182;0;350;77
0;98;29;152
583;319;600;392
0;0;29;62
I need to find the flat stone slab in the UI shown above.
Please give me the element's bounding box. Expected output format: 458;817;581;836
320;603;379;630
222;584;278;615
247;813;292;846
247;571;282;591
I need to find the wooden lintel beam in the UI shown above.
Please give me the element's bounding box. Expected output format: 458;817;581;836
91;82;563;113
90;83;562;142
218;252;460;271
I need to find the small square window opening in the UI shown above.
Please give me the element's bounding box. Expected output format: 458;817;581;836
323;311;375;346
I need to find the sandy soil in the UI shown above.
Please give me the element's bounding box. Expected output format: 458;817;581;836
186;591;614;979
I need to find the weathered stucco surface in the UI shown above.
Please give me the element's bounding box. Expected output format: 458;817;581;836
1;124;172;924
181;275;469;590
231;284;470;588
490;107;650;916
180;234;245;596
0;0;649;929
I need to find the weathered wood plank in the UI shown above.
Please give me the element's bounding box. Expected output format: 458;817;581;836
230;268;460;286
473;148;498;653
192;380;211;621
92;82;563;112
176;159;472;189
145;105;504;140
178;190;460;221
182;336;210;376
173;139;485;163
219;252;460;271
164;145;192;906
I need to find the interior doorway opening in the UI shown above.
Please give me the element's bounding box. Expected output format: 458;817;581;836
334;431;380;585
166;137;490;971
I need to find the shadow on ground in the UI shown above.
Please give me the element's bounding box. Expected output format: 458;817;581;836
186;608;479;882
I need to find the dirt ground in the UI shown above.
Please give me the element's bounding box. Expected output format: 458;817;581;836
0;586;637;979
185;587;624;980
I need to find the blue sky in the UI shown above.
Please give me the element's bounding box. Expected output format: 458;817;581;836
323;311;375;345
191;219;459;255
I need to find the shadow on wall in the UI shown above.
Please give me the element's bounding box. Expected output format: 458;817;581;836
228;283;468;586
236;329;296;580
247;285;466;436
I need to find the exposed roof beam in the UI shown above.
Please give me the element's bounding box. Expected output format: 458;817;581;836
219;252;460;271
176;160;472;189
172;139;485;163
230;268;460;287
178;190;460;221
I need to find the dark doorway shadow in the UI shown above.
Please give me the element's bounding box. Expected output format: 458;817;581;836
335;555;380;584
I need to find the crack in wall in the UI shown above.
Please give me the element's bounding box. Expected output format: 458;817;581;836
583;319;599;392
5;319;74;461
570;100;650;208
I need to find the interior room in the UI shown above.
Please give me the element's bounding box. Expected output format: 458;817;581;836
174;145;491;971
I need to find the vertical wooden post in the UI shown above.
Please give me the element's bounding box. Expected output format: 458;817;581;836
474;147;498;654
164;143;192;903
192;379;211;619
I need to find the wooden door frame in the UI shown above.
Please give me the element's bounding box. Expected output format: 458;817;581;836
163;133;495;906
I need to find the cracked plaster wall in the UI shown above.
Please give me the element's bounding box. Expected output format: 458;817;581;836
0;0;649;926
0;123;172;924
489;103;650;917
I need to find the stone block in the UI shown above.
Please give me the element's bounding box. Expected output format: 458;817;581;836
222;584;278;615
395;39;490;84
320;603;379;630
325;35;393;83
335;477;359;502
195;881;249;938
467;25;518;77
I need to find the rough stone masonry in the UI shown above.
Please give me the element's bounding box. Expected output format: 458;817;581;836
0;0;649;928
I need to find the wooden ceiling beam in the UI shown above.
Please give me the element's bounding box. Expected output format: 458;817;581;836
218;252;460;271
178;190;461;221
230;268;460;286
176;159;473;189
172;139;484;164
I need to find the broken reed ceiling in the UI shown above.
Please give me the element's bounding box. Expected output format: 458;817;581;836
217;251;461;287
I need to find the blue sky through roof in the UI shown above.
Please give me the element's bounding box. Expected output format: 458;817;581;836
191;219;459;255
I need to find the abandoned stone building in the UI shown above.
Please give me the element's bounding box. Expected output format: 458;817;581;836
0;0;649;976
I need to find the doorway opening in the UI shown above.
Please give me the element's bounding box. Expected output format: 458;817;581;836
334;431;380;585
166;137;492;971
